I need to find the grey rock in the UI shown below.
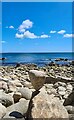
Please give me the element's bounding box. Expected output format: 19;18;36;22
65;106;74;114
18;87;32;100
69;114;74;120
0;91;14;107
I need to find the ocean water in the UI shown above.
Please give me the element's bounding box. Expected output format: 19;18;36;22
0;52;73;66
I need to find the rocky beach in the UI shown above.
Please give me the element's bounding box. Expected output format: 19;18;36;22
0;60;74;119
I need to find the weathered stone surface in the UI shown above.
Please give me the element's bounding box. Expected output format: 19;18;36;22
4;98;29;118
29;70;46;90
0;103;6;118
64;91;74;106
0;91;14;107
58;86;66;96
23;81;33;89
9;80;22;87
65;106;74;114
66;84;73;91
0;81;8;91
18;87;32;100
13;92;22;103
29;89;69;119
53;82;66;88
69;114;74;120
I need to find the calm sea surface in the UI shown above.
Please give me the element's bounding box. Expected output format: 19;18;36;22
0;52;73;66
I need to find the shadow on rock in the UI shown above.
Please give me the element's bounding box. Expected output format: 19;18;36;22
9;111;24;119
25;90;40;120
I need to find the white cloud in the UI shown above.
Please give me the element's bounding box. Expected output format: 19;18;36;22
63;34;74;38
16;31;38;39
58;30;66;34
24;31;38;39
50;30;56;33
40;34;50;38
19;29;25;33
15;33;24;39
9;26;14;29
18;19;33;33
16;19;51;39
5;26;14;29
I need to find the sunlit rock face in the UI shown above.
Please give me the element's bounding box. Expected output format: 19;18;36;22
29;70;46;90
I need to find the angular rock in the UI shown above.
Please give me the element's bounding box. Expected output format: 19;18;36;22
29;70;46;90
0;103;6;118
18;87;32;100
29;89;69;119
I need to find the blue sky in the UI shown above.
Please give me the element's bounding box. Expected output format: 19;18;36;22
1;2;72;53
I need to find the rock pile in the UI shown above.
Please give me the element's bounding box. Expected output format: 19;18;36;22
0;64;73;119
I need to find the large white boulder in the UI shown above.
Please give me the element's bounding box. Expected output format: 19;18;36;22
28;89;69;119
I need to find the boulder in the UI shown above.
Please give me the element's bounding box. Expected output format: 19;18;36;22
28;89;69;119
18;87;32;100
29;70;46;90
0;103;6;118
4;98;29;118
0;91;14;107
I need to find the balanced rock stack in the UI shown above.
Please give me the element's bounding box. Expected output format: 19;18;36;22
29;70;46;90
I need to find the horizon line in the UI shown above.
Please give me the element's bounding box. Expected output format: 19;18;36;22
0;51;73;54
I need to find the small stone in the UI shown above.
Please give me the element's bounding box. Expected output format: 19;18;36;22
13;92;22;103
58;86;66;96
66;84;73;91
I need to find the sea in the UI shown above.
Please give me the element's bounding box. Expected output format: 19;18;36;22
0;52;74;67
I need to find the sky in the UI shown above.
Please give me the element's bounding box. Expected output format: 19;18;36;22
1;2;73;53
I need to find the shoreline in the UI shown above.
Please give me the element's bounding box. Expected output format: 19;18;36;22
0;61;74;119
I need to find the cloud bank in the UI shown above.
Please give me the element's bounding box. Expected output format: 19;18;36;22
16;19;50;39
